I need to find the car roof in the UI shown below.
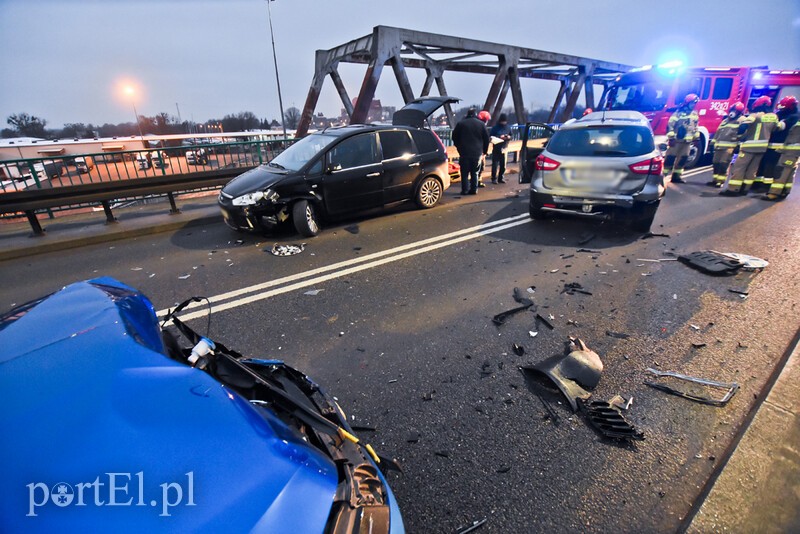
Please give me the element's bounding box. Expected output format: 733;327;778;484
314;124;424;136
563;110;651;130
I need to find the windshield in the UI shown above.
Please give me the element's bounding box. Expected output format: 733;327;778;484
268;133;338;172
547;125;654;157
607;81;671;112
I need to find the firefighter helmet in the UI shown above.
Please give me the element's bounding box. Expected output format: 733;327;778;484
731;102;745;113
683;93;699;105
752;96;772;110
477;110;491;122
777;95;798;113
582;108;593;116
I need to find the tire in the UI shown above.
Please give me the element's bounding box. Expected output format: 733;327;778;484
415;176;443;209
630;201;660;232
529;202;547;220
292;200;320;237
684;135;705;169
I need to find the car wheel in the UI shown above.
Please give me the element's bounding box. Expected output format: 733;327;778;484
684;135;705;169
529;202;547;220
292;200;320;237
630;201;660;232
416;176;443;209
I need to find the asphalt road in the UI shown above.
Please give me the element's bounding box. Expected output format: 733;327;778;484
2;167;799;533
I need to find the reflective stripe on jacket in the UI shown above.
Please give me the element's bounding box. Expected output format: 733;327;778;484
740;112;783;152
711;117;743;148
667;110;699;141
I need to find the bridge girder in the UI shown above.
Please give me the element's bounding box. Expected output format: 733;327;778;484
296;25;632;136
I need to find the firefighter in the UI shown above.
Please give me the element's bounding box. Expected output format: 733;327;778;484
763;95;799;201
707;102;745;187
720;96;784;196
759;95;799;198
663;93;700;183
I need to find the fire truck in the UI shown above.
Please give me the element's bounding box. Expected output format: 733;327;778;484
601;64;800;168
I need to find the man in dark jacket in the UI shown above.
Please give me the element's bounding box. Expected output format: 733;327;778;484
490;113;512;183
452;108;490;195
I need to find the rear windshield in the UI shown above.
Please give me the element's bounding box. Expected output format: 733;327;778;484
547;125;654;157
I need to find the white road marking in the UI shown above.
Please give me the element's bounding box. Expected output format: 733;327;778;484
157;213;529;319
681;165;712;178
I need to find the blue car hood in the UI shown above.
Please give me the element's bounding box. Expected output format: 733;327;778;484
0;278;338;532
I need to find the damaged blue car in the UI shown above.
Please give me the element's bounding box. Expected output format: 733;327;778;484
0;278;404;533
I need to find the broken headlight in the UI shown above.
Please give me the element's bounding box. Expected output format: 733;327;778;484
232;189;279;206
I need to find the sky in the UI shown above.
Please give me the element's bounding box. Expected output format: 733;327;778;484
1;0;799;129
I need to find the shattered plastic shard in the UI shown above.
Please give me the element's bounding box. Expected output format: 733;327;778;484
644;368;739;406
522;338;603;412
581;399;645;441
270;243;306;256
678;251;744;276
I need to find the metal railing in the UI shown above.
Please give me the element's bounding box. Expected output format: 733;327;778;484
0;138;293;235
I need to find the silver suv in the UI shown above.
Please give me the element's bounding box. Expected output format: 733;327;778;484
525;111;665;232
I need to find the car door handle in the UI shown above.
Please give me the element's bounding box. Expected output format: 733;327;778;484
366;172;381;177
408;162;421;167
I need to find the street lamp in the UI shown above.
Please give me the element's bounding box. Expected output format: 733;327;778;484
266;0;287;139
124;85;145;142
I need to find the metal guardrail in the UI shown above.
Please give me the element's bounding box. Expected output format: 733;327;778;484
0;139;292;235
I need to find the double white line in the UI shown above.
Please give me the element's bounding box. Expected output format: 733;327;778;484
679;165;712;178
157;213;531;321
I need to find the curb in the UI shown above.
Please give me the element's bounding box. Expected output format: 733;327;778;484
0;212;220;262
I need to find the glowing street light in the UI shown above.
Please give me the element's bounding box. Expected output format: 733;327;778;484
124;85;145;141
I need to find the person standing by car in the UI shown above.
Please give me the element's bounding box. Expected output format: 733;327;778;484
764;96;800;201
663;93;700;183
490;113;512;183
476;110;492;188
453;108;490;195
708;102;746;187
720;96;784;196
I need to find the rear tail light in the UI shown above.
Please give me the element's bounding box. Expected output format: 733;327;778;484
629;156;663;175
535;155;561;171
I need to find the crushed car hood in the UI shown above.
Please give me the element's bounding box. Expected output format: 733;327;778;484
221;166;291;197
0;278;338;532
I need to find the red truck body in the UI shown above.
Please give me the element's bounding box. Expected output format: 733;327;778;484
602;65;800;165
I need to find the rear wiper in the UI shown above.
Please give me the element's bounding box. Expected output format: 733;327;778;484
267;162;287;170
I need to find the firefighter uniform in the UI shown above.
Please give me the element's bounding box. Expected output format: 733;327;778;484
766;119;800;200
723;110;783;194
664;107;699;183
710;114;743;187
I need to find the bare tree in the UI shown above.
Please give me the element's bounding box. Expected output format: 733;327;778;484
7;113;48;137
284;107;301;130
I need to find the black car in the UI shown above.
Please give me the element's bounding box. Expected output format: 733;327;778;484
219;96;457;236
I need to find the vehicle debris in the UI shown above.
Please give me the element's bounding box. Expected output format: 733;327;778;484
728;288;749;296
344;225;360;234
641;231;670;239
536;314;555;330
529;331;539;338
714;251;768;271
512;343;525;356
303;289;324;296
434;450;450;458
562;282;592;295
605;330;631;339
581;398;645;441
576;248;601;254
636;258;678;262
269;243;306;256
178;274;191;280
522;337;603;412
691;342;707;349
644;368;739;406
456;518;487;534
678;251;744;276
492;288;537;326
